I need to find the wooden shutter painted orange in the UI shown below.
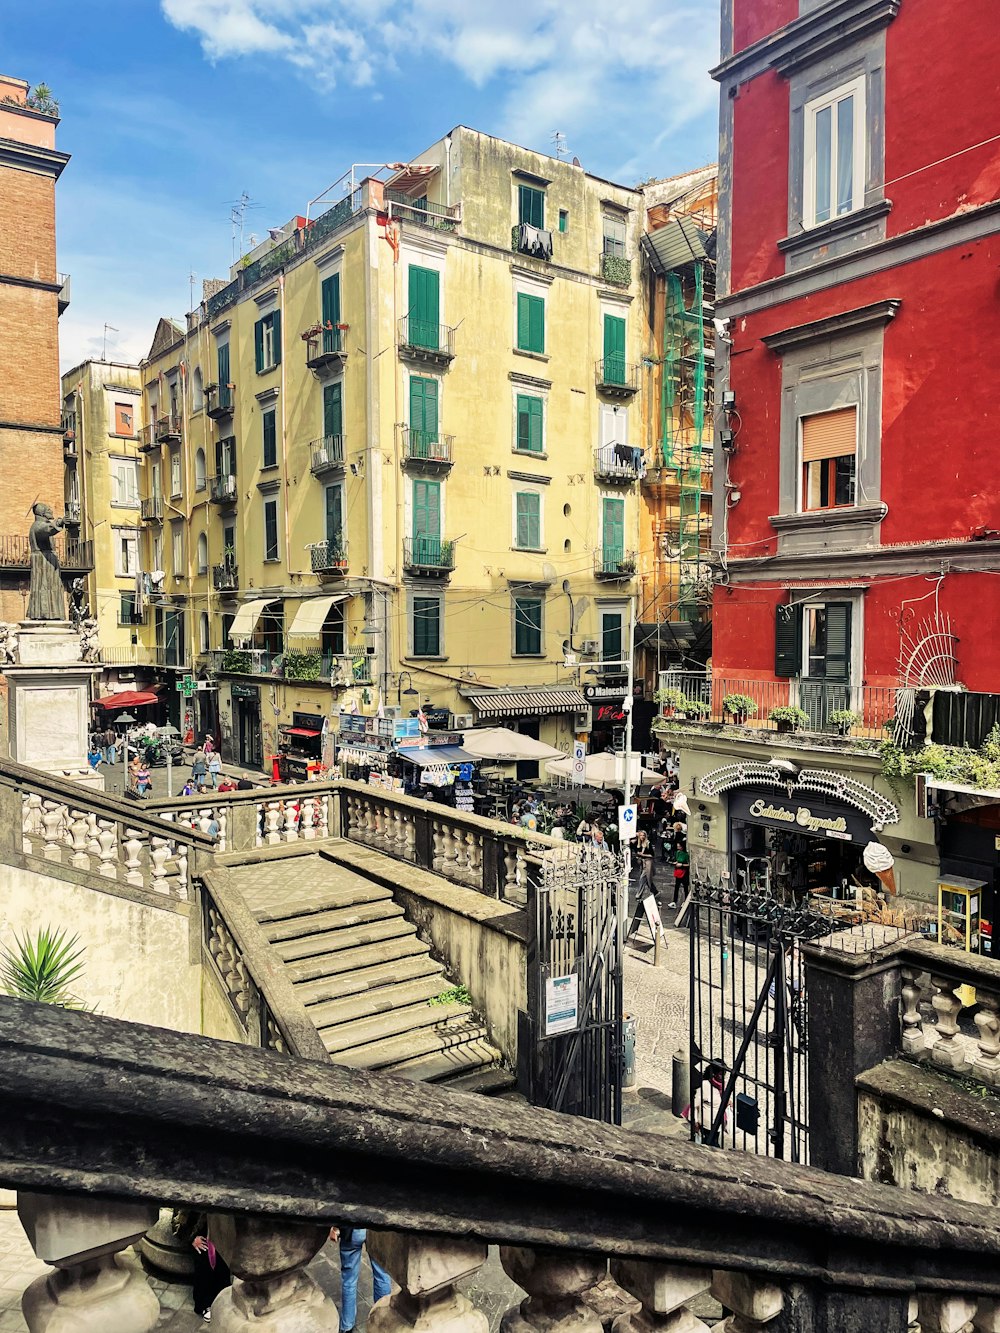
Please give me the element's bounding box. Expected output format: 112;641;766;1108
801;407;857;462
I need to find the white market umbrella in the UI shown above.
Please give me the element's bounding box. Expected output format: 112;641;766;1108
545;751;662;790
461;726;565;763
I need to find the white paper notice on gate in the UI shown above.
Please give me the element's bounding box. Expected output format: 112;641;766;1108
545;974;580;1036
571;741;586;786
618;803;637;842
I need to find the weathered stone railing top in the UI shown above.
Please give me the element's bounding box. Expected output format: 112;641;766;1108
2;995;1000;1304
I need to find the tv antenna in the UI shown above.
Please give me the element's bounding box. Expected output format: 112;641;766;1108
102;323;118;361
552;130;568;160
229;191;257;263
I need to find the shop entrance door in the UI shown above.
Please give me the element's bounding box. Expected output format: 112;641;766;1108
237;699;262;769
799;602;852;730
515;719;541;781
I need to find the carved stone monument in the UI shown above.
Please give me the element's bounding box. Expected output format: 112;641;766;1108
3;504;103;788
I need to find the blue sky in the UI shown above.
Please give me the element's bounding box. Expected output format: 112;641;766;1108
5;1;720;370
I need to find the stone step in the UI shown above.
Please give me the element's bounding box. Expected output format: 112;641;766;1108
438;1065;516;1096
320;999;471;1056
262;899;403;944
272;916;416;964
284;934;430;984
306;975;451;1030
294;954;445;1008
253;882;392;925
330;1013;489;1070
381;1038;505;1087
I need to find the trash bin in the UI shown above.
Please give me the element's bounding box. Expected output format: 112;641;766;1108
622;1014;638;1090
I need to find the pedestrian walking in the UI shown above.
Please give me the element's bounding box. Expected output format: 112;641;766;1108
333;1225;391;1333
203;732;215;756
683;1060;728;1147
171;1210;232;1321
191;747;208;786
207;750;223;788
103;725;118;766
671;839;690;907
135;761;152;797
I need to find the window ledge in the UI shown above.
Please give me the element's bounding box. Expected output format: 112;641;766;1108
259;463;280;473
512;449;548;461
512;546;548;554
108;433;138;441
513;349;549;363
410;654;448;661
263;557;281;564
256;364;279;376
770;504;886;532
778;200;893;256
513;653;546;659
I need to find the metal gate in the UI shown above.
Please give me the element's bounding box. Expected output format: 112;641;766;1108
688;877;837;1161
523;846;626;1124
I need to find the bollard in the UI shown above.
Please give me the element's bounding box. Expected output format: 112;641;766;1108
671;1047;690;1117
622;1014;638;1090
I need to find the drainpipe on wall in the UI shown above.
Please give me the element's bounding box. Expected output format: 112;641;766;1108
279;272;295;576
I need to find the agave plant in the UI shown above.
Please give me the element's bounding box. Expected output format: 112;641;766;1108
0;927;87;1008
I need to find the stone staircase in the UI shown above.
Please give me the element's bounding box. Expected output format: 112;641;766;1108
230;854;507;1091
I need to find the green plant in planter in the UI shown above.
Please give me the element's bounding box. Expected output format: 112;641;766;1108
221;648;252;673
282;649;322;681
655;687;687;714
829;708;860;735
722;693;758;722
679;697;711;719
0;927;87;1008
769;705;811;731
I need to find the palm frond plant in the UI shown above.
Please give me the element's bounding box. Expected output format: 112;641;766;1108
0;926;88;1008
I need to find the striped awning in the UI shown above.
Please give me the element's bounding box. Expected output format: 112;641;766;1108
464;687;586;718
227;599;280;642
287;593;349;638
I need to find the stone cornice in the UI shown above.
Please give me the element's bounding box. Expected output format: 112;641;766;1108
761;299;901;352
0;134;69;179
723;536;1000;583
768;504;886;533
711;0;901;84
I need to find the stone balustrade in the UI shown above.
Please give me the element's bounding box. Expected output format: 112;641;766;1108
896;939;1000;1085
3;999;1000;1333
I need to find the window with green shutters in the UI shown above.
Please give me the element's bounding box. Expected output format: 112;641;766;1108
514;596;543;655
412;478;441;564
518;184;545;229
774;603;803;677
409;377;439;459
254;310;282;372
262;409;277;468
601;610;624;665
516;293;545;354
601;496;625;566
323;381;343;440
515;491;541;549
263;499;279;562
603;314;626;385
515;394;543;453
325;483;344;557
407;265;440;350
216;342;231;410
412;595;441;656
320;273;341;353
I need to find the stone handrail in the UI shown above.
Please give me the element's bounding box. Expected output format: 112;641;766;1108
3;997;1000;1332
0;757;213;902
896;936;1000;1084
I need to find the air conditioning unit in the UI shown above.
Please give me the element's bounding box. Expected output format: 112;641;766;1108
574;711;591;731
453;713;474;729
580;639;600;655
383;705;402;719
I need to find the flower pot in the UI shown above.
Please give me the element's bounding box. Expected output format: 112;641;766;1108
775;719;798;734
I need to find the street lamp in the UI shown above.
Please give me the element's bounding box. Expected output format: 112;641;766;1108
159;722;181;798
117;712;136;791
397;672;419;707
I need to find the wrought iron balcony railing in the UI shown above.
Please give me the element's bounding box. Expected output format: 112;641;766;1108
403;535;455;573
593;444;646;483
310;435;346;474
397;317;456;365
209;474;238;505
401;428;454;469
594;547;637;580
212;563;239;593
0;536;93;572
140;496;164;522
154;413;182;442
308;536;349;575
595;358;640;397
205;383;236;419
304;324;347;371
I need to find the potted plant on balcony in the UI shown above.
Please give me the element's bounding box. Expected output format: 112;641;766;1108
723;693;758;725
769;705;811;735
679;697;711;721
654;687;687;717
616;555;637;575
829;708;860;736
221;649;252;674
282;649;322;682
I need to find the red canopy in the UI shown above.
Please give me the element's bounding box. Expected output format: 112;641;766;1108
282;726;321;738
93;691;159;711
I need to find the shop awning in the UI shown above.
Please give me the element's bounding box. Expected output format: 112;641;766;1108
93;690;159;711
227;599;280;642
463;687;586;718
287;593;350;638
460;726;564;762
281;726;322;738
400;746;477;766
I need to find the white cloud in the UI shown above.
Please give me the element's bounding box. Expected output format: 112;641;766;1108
160;0;719;177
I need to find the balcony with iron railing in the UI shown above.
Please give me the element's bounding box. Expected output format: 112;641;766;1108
0;536;94;573
98;644;190;669
116;608;147;628
384;188;462;230
154;412;182;443
397;317;456;368
600;250;631;286
140;495;163;522
212;562;239;593
596;357;640;398
401;428;454;471
62;431;76;460
309;435;346;475
205;382;236;420
209;473;238;506
594;547;637;580
403;535;455;575
63;501;81;527
594;443;647;484
56;270;71;312
303;323;348;373
308;535;349;576
137;422;160;452
511;222;554;261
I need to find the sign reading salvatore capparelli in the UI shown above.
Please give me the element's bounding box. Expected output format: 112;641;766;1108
748;798;849;836
728;787;872;844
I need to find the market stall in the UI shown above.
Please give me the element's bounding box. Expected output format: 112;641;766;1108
276;711;326;782
335;714;479;805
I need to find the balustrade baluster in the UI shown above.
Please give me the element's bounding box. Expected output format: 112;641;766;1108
974;993;1000;1084
917;1294;978;1333
173;841;189;898
69;810;90;870
123;827;144;885
500;1247;605;1333
301;796;316;840
264;800;282;845
431;819;445;873
21;791;42;853
369;1231;488;1333
466;829;483;887
315;793;330;839
503;843;519;901
611;1258;711;1333
209;1214;338;1330
217;809;229;852
96;819;118;878
930;975;968;1071
442;823;460;880
284;800;300;842
901;966;927;1058
148;836;170;895
39;801;64;861
710;1272;784;1330
402;810;416;860
85;811;101;859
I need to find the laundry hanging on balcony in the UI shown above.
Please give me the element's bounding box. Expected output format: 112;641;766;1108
517;223;553;260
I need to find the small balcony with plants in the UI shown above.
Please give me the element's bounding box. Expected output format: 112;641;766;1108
403;535;455;576
140;496;163;522
303;322;348;373
212;561;239;593
600;252;631;287
310;435;346;476
384;188;462;232
594;547;637;580
397;317;456;368
209;473;238;506
308;535;349;577
593;443;647;484
205;382;236;420
154;413;182;443
595;357;639;398
401;428;454;472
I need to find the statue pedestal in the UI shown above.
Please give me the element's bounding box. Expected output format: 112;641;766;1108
6;622;103;789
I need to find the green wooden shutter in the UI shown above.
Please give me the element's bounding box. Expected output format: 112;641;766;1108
774;603;803;677
517;294;544;353
823;603;852;681
518;184;544;229
254;319;264;373
408;265;440;349
413;596;439;656
516;395;543;453
264;500;278;561
601;497;624;565
413;479;441;562
516;492;540;549
325;484;343;546
271;309;282;367
262;409;277;467
603;315;626;384
409;377;439;458
323;382;343;439
217;341;229;386
321;273;341;352
530;296;544;353
515;596;542;654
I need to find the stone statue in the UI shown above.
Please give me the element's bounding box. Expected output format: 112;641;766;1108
27;502;66;621
79;617;100;663
0;623;18;665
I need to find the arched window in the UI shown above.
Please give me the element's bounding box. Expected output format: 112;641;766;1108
197;532;208;573
192;366;204;411
200;612;210;654
195;447;206;492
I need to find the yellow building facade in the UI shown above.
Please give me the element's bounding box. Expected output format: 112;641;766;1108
138;128;649;767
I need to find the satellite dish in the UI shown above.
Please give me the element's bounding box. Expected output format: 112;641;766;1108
542;562;557;581
572;156;581;167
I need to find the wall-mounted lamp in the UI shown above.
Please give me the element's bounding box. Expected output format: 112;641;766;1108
722;389;737;410
727;488;742;507
720;427;735;450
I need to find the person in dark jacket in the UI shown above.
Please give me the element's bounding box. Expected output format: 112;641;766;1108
172;1210;232;1321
